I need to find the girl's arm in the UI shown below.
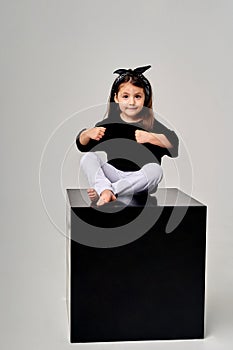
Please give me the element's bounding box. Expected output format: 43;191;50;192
79;127;106;145
135;130;173;149
76;126;106;152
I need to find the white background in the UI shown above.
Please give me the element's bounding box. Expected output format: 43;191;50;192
1;1;233;349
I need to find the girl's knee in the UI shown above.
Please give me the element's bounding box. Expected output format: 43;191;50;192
80;152;98;170
80;152;98;168
142;163;163;183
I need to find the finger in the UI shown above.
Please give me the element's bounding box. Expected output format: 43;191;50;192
88;192;96;197
94;132;104;140
99;127;106;132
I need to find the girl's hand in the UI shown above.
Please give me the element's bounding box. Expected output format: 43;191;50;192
85;127;106;141
135;130;152;144
79;127;106;145
135;130;174;148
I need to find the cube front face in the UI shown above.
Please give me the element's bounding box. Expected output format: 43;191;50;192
66;189;206;343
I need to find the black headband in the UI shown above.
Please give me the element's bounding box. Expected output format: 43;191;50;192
112;65;152;103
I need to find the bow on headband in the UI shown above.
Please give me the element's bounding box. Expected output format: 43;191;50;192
113;65;151;76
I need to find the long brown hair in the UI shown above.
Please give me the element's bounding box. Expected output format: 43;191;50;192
104;73;155;131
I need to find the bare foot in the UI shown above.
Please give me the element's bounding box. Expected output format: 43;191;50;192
87;188;99;203
96;189;117;206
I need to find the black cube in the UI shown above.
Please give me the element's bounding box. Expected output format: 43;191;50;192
66;188;207;343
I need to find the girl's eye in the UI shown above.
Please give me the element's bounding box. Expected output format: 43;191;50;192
122;95;128;98
136;95;142;98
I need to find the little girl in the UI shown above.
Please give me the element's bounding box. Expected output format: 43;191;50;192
76;65;179;206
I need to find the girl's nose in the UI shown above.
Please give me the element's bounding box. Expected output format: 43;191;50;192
129;96;135;105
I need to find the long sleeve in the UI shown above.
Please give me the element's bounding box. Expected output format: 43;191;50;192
152;120;179;158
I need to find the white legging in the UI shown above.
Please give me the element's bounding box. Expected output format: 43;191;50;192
80;152;163;197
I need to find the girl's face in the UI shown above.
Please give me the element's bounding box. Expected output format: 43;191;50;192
114;82;145;120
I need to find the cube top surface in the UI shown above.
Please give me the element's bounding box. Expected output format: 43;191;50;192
66;188;205;208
